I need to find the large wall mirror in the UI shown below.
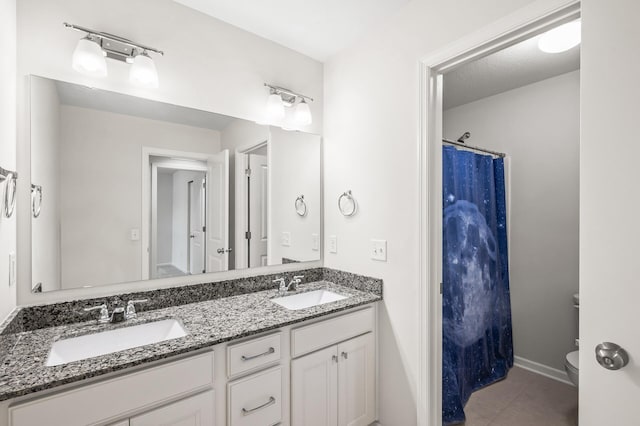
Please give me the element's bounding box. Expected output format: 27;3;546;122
30;75;321;293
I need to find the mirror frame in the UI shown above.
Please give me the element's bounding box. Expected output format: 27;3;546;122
19;74;323;304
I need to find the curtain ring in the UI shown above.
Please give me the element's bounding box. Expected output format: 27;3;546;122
338;190;357;217
295;195;307;217
31;184;42;218
3;172;17;219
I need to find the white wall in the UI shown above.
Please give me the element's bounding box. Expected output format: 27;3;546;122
58;106;220;288
156;173;174;265
269;128;321;264
0;0;17;321
444;70;580;372
30;77;62;292
323;0;546;423
17;0;323;304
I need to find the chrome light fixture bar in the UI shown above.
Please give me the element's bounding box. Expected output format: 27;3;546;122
64;22;163;88
264;83;314;126
64;22;164;63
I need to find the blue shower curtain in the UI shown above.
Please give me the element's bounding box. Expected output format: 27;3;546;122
442;145;513;425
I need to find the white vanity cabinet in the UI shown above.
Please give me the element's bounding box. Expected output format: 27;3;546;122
130;390;215;425
291;333;375;426
3;304;378;426
290;307;376;426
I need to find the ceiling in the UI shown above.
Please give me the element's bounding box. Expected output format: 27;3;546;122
443;32;580;110
174;0;410;61
55;80;235;131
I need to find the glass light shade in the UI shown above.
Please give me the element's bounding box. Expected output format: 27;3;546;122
266;93;286;122
72;38;107;77
538;21;581;53
294;99;312;126
129;52;159;88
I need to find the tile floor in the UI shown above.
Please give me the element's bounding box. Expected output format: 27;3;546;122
462;366;578;426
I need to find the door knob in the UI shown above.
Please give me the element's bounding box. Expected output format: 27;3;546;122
217;248;233;254
595;342;629;370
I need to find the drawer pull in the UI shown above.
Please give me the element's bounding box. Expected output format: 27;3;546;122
241;347;275;361
242;396;276;415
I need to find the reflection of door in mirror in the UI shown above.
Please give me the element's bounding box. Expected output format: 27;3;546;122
234;143;268;269
151;159;208;279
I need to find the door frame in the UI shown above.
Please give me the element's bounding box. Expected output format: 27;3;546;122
416;1;580;424
234;140;268;270
142;147;213;280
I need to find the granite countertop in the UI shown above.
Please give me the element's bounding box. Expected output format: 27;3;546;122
0;281;380;402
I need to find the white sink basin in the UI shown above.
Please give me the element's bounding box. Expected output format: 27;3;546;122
271;290;348;310
46;318;187;367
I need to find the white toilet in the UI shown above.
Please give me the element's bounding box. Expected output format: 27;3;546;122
565;350;579;386
564;293;579;387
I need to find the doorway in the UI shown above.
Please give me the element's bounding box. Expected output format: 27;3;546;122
418;2;581;425
234;141;269;269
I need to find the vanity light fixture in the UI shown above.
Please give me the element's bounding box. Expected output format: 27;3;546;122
264;83;314;126
538;20;581;53
64;23;163;88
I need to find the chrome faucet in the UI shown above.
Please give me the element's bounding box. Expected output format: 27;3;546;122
274;275;304;296
84;299;148;324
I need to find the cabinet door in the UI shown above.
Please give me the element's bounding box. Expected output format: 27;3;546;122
291;346;338;426
130;390;215;426
337;333;375;426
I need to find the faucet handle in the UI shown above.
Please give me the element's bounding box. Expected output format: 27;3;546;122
84;304;110;323
125;299;148;319
273;277;286;286
293;275;304;282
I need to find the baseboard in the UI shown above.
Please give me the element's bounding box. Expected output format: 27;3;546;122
514;355;573;386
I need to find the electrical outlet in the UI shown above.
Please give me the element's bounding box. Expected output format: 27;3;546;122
328;235;337;253
312;233;319;251
281;231;291;247
8;252;16;287
130;228;140;241
371;239;387;261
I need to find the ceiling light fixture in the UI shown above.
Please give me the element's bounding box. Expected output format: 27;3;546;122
538;20;581;53
64;23;164;88
264;83;314;127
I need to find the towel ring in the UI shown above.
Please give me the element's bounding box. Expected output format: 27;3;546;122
2;171;17;219
31;184;42;218
295;195;307;217
338;190;357;217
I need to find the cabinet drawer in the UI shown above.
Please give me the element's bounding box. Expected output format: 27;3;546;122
227;332;282;378
9;351;214;426
228;366;282;426
291;307;374;358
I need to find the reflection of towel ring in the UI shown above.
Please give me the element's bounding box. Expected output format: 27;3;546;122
338;190;357;217
295;195;307;217
1;170;17;219
31;184;42;218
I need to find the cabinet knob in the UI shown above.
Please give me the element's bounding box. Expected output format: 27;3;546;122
341;351;348;360
332;355;338;363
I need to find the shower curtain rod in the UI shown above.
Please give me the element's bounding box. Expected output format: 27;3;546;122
442;138;506;158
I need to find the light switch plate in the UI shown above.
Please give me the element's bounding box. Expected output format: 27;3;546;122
328;235;337;253
281;231;291;247
8;252;16;287
312;233;319;251
371;239;387;261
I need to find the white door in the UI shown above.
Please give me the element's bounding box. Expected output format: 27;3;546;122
188;176;205;274
248;154;268;267
206;149;229;272
130;390;214;426
581;1;640;424
291;345;339;426
337;333;376;426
